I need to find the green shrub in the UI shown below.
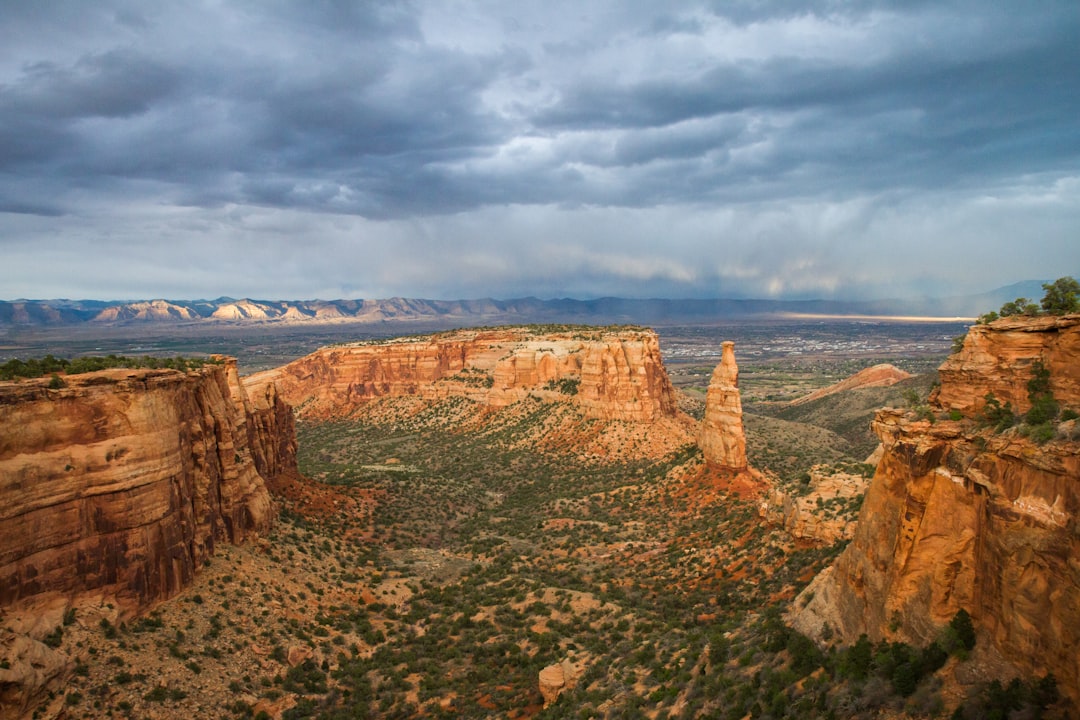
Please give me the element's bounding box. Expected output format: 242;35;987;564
980;393;1015;432
42;626;63;648
1024;422;1055;444
949;609;976;652
1040;277;1080;314
1025;361;1058;426
999;297;1040;317
144;686;169;702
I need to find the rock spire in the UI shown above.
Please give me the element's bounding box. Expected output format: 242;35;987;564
699;341;747;471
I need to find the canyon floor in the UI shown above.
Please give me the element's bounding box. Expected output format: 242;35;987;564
9;319;1065;719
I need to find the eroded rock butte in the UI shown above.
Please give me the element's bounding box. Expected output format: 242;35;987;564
244;326;679;423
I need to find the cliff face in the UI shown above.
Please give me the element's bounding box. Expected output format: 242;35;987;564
793;316;1080;701
935;314;1080;415
698;342;747;471
245;327;679;423
0;359;291;616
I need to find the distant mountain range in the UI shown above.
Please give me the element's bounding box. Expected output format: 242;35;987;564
0;281;1054;328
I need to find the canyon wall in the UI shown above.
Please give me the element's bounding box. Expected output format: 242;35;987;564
793;315;1080;700
698;342;747;471
244;326;679;423
0;359;292;617
934;314;1080;415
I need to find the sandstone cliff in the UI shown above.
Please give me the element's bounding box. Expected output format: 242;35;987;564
0;359;291;615
244;326;679;423
934;314;1080;415
792;315;1080;702
698;342;747;471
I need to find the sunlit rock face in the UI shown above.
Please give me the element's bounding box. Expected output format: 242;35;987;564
244;326;680;424
698;342;747;472
0;359;291;616
934;314;1080;415
793;316;1080;704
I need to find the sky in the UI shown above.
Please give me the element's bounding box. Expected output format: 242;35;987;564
1;1;1078;302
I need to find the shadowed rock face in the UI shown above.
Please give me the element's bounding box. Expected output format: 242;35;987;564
244;327;679;423
793;317;1080;703
0;359;292;616
698;342;747;471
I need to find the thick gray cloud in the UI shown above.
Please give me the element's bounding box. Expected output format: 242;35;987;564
0;0;1077;301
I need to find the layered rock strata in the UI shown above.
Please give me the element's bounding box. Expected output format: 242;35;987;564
698;342;747;471
0;359;290;616
244;326;679;423
793;315;1080;702
934;314;1080;415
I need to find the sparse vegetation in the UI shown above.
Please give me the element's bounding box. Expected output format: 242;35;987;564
12;321;1072;719
1039;276;1080;314
0;354;221;381
979;276;1079;322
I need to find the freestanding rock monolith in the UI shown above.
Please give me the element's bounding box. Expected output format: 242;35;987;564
699;341;747;471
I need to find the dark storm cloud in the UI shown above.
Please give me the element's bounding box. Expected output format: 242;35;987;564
0;0;1077;300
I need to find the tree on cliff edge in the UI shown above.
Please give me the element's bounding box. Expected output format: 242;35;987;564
988;276;1078;321
1040;276;1080;314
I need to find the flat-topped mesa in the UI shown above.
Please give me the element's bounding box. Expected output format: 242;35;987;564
792;315;1080;704
0;359;290;617
698;341;747;471
244;326;680;423
934;314;1080;415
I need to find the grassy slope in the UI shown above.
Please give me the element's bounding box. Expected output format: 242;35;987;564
748;373;939;464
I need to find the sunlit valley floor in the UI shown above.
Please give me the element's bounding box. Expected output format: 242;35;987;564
44;385;858;719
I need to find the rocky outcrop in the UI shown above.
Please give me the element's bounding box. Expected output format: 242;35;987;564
793;316;1080;702
245;326;679;423
0;633;70;720
788;363;912;406
538;657;585;709
762;468;868;544
698;342;747;471
935;314;1080;415
0;359;290;616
